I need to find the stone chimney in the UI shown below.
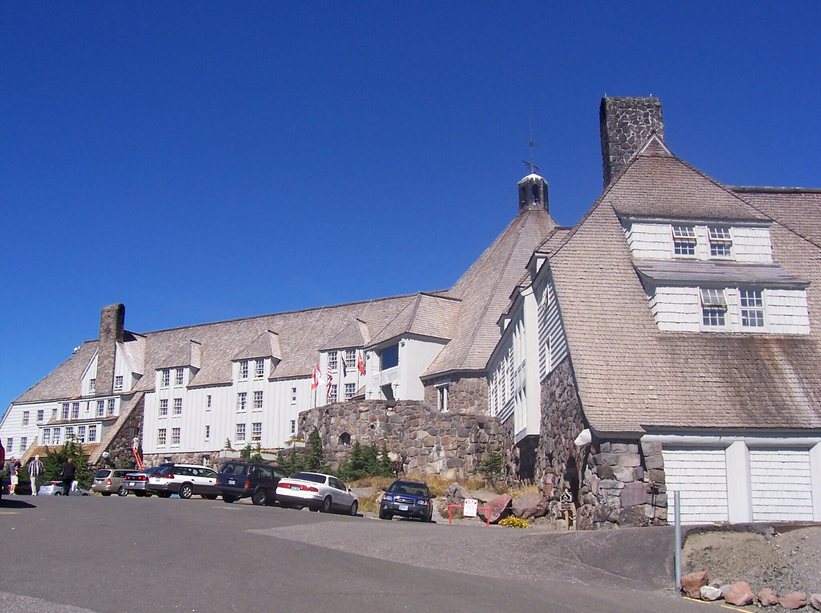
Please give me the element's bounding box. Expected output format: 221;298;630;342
517;173;548;213
96;303;125;394
600;96;664;187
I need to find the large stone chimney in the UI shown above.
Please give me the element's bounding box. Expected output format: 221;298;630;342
600;96;664;187
96;303;125;394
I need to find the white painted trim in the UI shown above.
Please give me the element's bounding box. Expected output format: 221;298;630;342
642;434;821;448
811;443;821;522
725;441;752;523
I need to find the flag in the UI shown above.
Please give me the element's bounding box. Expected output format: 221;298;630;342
310;363;320;389
340;353;347;377
357;350;366;375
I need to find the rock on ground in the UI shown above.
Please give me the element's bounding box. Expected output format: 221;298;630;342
724;581;755;606
809;593;821;611
758;587;779;606
681;571;709;598
779;591;807;610
699;585;722;601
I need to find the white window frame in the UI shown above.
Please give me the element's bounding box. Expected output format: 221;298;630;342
173;398;182;415
77;426;86;443
22;411;29;426
672;225;697;257
239;360;249;380
344;383;356;400
708;226;733;258
251;422;262;442
43;428;51;445
344;349;355;368
72;402;80;419
255;359;264;379
88;425;97;443
159;399;168;416
237;392;247;412
236;423;246;441
171;427;180;446
114;375;124;391
161;370;170;387
157;428;167;446
206;395;212;409
328;384;338;402
437;384;450;413
53;428;61;444
20;436;27;450
328;352;338;371
97;400;105;417
290;419;296;435
37;409;44;423
61;403;70;420
175;368;184;386
253;390;263;410
290;387;297;405
740;288;765;328
89;378;96;394
107;398;115;416
65;426;74;441
205;424;211;440
700;288;727;328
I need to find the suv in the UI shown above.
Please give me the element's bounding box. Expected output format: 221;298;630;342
147;464;220;499
92;468;136;496
218;461;288;505
379;479;435;522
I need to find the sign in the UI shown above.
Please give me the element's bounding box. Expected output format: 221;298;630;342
463;498;478;517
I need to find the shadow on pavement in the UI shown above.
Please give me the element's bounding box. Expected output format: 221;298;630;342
0;498;37;509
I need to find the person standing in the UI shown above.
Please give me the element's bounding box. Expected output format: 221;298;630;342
28;455;44;496
9;458;20;495
60;457;76;496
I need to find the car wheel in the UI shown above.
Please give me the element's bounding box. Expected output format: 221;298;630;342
320;496;332;513
135;491;146;497
179;484;194;499
118;486;128;497
251;488;268;506
222;495;237;503
54;491;62;496
349;501;358;516
102;492;112;496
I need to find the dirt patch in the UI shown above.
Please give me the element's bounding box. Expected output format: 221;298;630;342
682;526;821;595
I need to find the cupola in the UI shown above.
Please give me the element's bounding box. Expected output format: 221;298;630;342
517;173;548;212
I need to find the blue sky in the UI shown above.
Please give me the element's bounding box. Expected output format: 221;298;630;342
2;2;820;415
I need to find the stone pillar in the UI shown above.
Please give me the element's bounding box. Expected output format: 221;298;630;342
599;96;664;186
96;304;125;395
725;441;753;523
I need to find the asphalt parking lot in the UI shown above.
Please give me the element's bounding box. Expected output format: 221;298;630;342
0;495;703;612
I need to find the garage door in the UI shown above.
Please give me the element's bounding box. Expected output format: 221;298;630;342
663;448;728;524
750;449;814;522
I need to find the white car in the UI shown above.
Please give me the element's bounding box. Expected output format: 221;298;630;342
38;480;90;496
276;472;359;515
147;463;220;499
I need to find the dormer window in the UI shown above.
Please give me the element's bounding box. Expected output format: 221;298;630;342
328;352;338;371
672;225;697;256
239;360;249;380
175;368;184;386
700;288;727;327
255;359;264;379
740;289;765;328
89;378;96;394
380;344;399;370
161;370;170;387
114;375;124;391
708;226;733;257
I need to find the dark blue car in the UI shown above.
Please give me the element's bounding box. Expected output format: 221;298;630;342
379;479;434;522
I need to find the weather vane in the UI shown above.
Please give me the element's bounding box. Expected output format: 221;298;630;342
523;112;540;174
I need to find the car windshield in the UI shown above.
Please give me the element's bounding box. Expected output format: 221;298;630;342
389;482;430;496
221;463;248;476
291;472;327;484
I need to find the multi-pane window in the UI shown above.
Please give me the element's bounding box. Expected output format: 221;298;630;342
65;426;74;440
173;398;182;415
708;226;733;257
328;352;338;371
672;225;697;256
97;400;105;417
107;398;115;416
328;384;338;402
237;392;247;412
251;422;262;442
88;425;97;442
53;428;61;444
344;383;356;400
77;426;86;443
206;395;212;409
51;407;57;420
239;361;249;380
205;425;210;440
236;423;246;441
89;378;96;394
161;370;170;387
172;427;180;445
159;399;169;416
345;349;356;369
62;403;70;420
175;368;184;386
740;289;765;328
253;391;263;409
114;375;124;391
20;436;27;450
700;288;727;327
43;428;51;445
290;420;296;435
22;411;29;426
437;386;449;412
255;359;264;379
157;428;167;446
290;387;297;405
72;402;80;419
37;409;44;423
5;438;12;452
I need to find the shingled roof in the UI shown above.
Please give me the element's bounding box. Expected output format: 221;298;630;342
548;142;821;434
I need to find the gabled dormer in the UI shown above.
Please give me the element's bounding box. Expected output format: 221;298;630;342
156;339;202;389
233;330;280;382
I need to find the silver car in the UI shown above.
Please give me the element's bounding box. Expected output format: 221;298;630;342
275;472;358;515
38;480;90;496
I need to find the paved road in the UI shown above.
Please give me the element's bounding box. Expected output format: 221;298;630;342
0;495;702;612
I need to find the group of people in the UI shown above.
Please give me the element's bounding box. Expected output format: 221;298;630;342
4;455;76;495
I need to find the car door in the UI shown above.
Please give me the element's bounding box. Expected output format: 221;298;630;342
328;477;352;510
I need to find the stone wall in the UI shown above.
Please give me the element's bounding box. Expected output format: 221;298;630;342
422;375;488;415
599;96;664;186
96;304;125;395
96;396;144;469
298;399;499;479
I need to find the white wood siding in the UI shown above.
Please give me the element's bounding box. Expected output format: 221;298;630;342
732;227;772;263
649;286;701;331
750;449;814;522
766;290;811;334
626;222;671;259
664;448;729;524
625;222;772;263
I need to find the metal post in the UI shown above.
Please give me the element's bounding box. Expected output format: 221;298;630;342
674;490;682;595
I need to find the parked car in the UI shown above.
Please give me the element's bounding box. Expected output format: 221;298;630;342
91;468;136;496
218;461;288;505
379;479;434;522
122;465;169;496
146;464;220;499
38;481;90;496
276;472;358;515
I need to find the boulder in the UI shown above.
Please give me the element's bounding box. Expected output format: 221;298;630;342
477;495;512;524
512;492;548;519
681;571;709;598
758;588;779;606
699;585;723;601
724;582;756;607
445;482;469;507
809;593;821;611
779;592;807;610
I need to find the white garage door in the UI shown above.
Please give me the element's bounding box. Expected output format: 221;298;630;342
750;449;814;522
663;448;728;524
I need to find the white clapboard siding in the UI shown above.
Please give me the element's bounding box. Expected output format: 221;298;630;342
732;227;772;263
750;449;814;522
664;448;729;524
766;290;811;335
546;274;568;372
626;222;672;259
650;287;701;332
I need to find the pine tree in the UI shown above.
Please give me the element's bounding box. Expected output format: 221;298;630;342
306;429;323;471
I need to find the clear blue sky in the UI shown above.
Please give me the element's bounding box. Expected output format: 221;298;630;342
2;2;820;415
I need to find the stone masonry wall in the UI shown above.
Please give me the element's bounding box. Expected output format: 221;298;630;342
422;375;488;415
95;395;144;469
96;304;125;395
599;96;664;186
299;399;499;479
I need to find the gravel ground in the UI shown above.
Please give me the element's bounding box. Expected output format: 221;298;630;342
682;525;821;596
